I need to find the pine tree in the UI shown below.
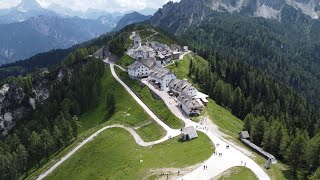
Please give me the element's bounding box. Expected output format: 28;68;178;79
15;144;28;174
106;91;116;116
41;129;54;160
28;131;42;166
243;113;254;132
285;132;308;172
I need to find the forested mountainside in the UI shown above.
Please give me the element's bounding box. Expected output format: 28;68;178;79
0;48;105;179
0;26;136;178
150;0;320;108
149;0;320;177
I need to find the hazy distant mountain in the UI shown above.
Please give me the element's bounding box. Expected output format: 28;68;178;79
138;8;158;16
47;3;121;19
0;15;115;64
0;0;59;24
114;12;151;31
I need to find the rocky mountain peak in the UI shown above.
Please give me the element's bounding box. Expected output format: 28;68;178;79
15;0;43;12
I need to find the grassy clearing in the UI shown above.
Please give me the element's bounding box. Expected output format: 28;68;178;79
78;66;150;133
205;99;244;136
116;54;134;69
27;66;166;179
218;166;258;180
46;128;214;180
135;122;166;142
149;33;177;45
138;30;155;43
115;67;184;129
168;53;291;179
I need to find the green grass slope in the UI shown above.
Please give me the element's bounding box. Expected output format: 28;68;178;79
26;66;166;179
115;66;184;129
46;128;214;180
218;166;258;180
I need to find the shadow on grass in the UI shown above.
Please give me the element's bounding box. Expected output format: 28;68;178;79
281;169;297;180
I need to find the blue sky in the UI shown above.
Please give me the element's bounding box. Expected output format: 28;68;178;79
0;0;180;12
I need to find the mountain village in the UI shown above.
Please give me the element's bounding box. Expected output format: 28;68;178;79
126;32;209;117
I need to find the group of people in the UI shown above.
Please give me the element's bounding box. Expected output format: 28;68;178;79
241;160;246;166
203;165;208;170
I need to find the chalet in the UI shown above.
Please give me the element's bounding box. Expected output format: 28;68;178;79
181;126;198;141
127;59;155;78
177;92;203;116
148;67;176;91
171;52;180;60
169;79;198;97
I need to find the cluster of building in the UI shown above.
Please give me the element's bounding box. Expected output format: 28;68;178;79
127;33;208;116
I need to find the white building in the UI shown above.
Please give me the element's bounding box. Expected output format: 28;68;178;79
127;59;155;78
148;67;176;91
169;79;198;97
177;92;203;116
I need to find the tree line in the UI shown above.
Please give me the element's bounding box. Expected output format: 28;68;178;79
177;13;320;108
189;54;319;178
0;48;105;179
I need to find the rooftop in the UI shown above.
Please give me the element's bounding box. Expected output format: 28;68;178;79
149;67;174;80
127;59;155;70
135;45;154;52
182;126;198;139
177;92;203;109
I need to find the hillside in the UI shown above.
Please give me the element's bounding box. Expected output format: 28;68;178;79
0;25;220;180
150;0;320;109
0;15;318;179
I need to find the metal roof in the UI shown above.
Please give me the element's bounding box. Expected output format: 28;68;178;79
177;92;202;109
182;126;198;139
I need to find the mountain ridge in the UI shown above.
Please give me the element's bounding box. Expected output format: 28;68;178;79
150;0;320;34
0;15;116;64
114;11;151;31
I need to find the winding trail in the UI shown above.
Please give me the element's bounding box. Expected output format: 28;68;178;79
38;54;270;180
37;124;177;180
37;62;181;180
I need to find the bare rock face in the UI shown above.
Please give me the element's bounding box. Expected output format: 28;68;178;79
0;70;51;136
151;0;213;34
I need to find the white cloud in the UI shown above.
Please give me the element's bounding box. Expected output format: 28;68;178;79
0;0;20;9
0;0;180;12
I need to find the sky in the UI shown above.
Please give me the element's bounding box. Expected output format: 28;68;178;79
0;0;180;12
